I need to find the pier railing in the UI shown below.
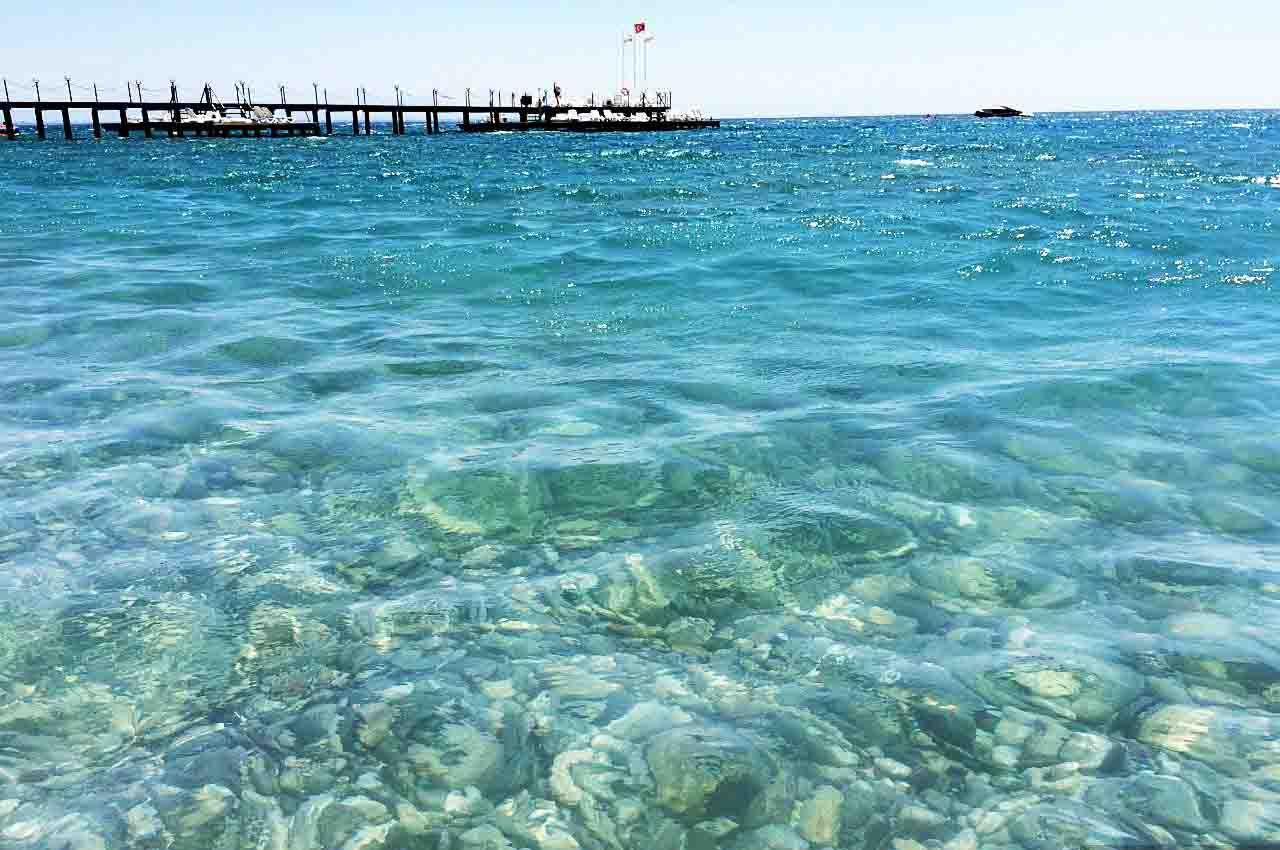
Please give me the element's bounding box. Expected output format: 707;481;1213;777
0;98;676;140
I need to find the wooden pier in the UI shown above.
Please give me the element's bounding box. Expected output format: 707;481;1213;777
0;97;698;140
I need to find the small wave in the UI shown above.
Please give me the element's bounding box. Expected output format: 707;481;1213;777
893;158;932;167
1251;176;1280;188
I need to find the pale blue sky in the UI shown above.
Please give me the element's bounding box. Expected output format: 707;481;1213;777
2;0;1278;116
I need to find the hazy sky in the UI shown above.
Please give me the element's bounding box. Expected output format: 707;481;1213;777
2;0;1278;117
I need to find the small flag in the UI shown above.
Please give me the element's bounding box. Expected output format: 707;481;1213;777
634;22;646;33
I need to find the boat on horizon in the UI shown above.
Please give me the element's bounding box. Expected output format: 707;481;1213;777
975;106;1031;118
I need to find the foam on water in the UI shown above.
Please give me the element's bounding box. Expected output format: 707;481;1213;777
1;111;1280;849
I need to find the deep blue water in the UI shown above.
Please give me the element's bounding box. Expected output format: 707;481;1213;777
1;113;1279;849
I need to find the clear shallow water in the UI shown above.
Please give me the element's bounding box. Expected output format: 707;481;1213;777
1;112;1279;849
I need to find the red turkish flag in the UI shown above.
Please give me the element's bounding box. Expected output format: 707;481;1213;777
634;22;646;33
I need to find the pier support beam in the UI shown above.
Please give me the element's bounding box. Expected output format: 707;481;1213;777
35;110;46;139
325;109;332;135
118;108;129;137
3;108;14;139
174;109;183;138
61;107;72;140
352;110;359;135
141;108;152;138
363;110;371;134
462;109;470;129
91;108;101;138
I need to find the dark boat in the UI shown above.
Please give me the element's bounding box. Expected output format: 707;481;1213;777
975;106;1026;118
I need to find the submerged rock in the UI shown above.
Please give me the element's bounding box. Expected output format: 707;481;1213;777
792;785;843;845
1083;774;1206;833
1219;798;1280;843
731;824;811;850
958;650;1143;726
646;726;775;821
1129;703;1274;776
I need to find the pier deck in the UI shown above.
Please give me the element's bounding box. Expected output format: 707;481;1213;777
0;98;698;140
463;118;719;133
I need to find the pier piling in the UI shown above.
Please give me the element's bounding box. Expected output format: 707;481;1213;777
3;107;14;139
62;107;72;139
92;107;102;138
363;109;371;134
141;107;152;138
35;109;46;139
118;108;128;137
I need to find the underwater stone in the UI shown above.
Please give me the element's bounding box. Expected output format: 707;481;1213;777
897;804;947;838
594;554;675;623
842;781;876;829
1084;774;1205;832
792;785;843;845
913;703;977;753
1132;704;1248;773
964;652;1144;726
874;758;913;781
646;726;774;821
459;823;514;849
605;701;693;741
769;709;858;768
240;789;290;850
166;783;236;833
665;616;715;649
910;556;1007;603
340;823;393;850
125;803;164;843
550;749;608;806
403;723;505;791
493;792;582;850
731;824;811;850
355;701;397;749
1007;802;1142;850
1219;798;1280;842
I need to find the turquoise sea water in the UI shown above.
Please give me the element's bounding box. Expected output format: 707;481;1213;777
1;112;1279;849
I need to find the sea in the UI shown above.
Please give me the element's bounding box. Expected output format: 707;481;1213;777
1;112;1279;850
